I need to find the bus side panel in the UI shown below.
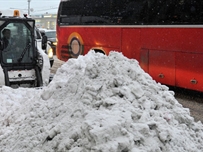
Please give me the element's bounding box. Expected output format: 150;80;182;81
141;28;203;53
141;28;179;51
141;27;203;91
140;28;176;86
80;27;121;54
176;52;203;91
148;50;175;86
56;25;63;61
57;26;121;61
121;28;141;59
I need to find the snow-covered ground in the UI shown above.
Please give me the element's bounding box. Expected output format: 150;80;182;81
0;51;203;152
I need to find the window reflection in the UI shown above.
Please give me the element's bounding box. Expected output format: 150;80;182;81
58;0;203;25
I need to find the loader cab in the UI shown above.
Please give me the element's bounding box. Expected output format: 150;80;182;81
0;10;50;88
0;21;35;65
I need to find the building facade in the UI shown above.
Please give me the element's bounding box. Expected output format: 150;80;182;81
32;14;57;30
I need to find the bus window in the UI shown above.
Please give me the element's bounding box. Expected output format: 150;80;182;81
58;0;203;25
58;0;149;25
147;0;203;24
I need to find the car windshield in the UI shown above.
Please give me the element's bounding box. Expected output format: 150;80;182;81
45;31;56;38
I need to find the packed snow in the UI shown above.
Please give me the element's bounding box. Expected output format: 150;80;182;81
0;51;203;152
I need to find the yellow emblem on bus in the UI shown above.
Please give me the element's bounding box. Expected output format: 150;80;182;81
67;32;84;58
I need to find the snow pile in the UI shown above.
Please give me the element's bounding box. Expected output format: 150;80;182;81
0;51;203;152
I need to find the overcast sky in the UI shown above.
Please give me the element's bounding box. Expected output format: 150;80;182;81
1;0;60;14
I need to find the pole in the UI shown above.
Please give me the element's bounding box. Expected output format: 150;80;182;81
28;0;31;15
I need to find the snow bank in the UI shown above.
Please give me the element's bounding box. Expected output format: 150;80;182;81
0;51;203;152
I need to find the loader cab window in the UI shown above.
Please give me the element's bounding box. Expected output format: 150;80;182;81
0;22;34;64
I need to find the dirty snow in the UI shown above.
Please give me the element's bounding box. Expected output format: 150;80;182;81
0;51;203;152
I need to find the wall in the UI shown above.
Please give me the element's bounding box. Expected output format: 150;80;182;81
32;14;57;30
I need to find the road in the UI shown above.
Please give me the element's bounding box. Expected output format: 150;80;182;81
50;56;203;123
174;88;203;123
50;56;65;74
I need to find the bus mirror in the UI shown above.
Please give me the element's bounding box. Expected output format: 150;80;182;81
42;35;47;50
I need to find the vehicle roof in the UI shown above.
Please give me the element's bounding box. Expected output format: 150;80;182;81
0;9;27;18
45;30;56;33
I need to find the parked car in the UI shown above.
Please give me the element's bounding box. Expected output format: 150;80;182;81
39;29;56;55
35;28;54;67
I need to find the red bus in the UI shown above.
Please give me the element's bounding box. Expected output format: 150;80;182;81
56;0;203;92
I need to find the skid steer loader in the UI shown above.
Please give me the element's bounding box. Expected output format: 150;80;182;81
0;10;51;88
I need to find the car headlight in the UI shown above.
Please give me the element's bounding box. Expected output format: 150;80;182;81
53;42;57;46
48;48;53;58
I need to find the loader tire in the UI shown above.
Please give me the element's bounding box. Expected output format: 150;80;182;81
35;67;43;87
4;68;10;86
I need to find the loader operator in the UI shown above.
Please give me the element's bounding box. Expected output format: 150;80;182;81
2;29;11;48
1;28;20;62
1;28;21;52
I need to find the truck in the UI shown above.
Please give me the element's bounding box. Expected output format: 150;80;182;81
0;10;51;88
